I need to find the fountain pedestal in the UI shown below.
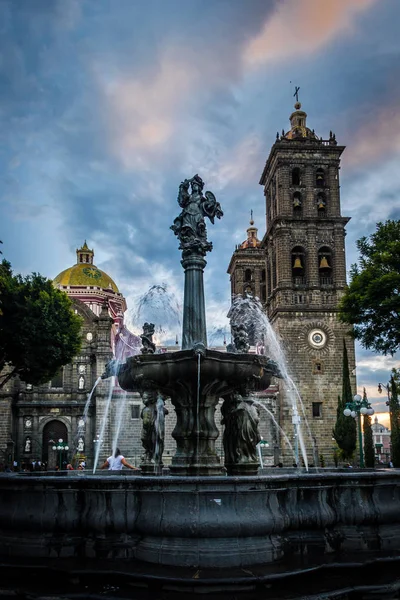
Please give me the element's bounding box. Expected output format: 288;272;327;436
181;254;208;350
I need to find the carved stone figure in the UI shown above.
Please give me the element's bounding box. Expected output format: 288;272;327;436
24;437;32;453
221;394;261;465
232;324;250;354
101;359;119;379
140;323;156;355
170;174;223;256
140;392;168;466
77;437;85;452
140;392;157;462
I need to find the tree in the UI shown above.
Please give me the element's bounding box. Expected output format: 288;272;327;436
388;375;400;467
339;220;400;355
333;340;357;460
0;259;82;389
362;388;375;468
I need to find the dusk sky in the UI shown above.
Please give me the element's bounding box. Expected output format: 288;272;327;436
1;0;400;415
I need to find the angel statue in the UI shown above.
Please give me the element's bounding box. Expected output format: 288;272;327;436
170;174;223;255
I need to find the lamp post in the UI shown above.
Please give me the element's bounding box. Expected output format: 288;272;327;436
52;438;69;470
343;394;374;468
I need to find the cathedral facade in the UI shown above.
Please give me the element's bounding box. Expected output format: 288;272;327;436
0;244;144;469
228;101;356;465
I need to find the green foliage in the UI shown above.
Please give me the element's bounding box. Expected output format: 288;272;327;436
339;220;400;355
333;448;339;467
332;340;357;459
319;454;325;468
362;389;375;468
389;376;400;468
0;259;82;388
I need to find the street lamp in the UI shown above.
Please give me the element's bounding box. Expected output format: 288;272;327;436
343;394;374;468
52;438;69;470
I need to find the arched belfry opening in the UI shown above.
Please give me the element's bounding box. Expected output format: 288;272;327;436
292;167;301;186
317;192;326;216
318;246;333;285
316;168;325;188
293;192;302;216
291;246;306;285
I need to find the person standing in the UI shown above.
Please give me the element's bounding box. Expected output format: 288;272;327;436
101;448;139;471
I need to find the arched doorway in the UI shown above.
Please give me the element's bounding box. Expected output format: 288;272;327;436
42;420;68;468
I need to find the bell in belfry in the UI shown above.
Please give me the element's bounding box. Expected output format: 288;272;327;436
293;256;303;269
319;256;330;269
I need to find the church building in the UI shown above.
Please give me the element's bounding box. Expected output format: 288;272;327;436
228;99;356;465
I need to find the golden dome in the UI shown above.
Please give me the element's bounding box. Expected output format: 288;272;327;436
53;263;119;292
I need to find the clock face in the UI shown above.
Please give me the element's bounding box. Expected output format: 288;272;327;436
25;419;32;428
308;329;327;349
82;267;102;280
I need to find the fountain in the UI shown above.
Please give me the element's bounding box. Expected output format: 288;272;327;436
1;175;400;598
103;173;281;477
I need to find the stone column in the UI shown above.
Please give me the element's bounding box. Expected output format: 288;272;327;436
181;253;207;350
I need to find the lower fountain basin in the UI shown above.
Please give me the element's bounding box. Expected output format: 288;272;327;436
1;471;400;570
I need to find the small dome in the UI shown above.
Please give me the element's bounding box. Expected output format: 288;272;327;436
239;213;261;249
53;263;119;293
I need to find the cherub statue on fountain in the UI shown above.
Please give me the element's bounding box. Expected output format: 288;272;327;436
170;174;223;256
140;322;156;354
232;324;250;354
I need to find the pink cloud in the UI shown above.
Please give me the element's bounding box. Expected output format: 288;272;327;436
243;0;376;67
99;54;196;169
345;103;400;168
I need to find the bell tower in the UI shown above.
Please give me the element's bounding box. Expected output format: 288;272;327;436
259;99;356;464
227;212;266;305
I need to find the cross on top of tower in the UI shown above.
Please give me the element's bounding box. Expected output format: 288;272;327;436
293;86;300;103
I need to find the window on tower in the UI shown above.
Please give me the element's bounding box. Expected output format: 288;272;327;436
292;167;301;186
293;192;302;217
318;246;333;286
316;168;325;187
292;246;306;285
244;269;252;282
312;402;323;418
317;192;326;216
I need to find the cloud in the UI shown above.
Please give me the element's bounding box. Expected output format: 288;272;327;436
212;134;264;189
345;103;400;169
243;0;376;67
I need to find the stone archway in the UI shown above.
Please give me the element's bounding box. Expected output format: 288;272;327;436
42;420;68;469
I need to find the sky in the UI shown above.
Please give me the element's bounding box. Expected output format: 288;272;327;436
1;0;400;416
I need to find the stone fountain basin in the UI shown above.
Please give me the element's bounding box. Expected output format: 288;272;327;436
1;471;400;570
116;348;280;394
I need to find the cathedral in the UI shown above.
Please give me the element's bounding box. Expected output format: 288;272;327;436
0;99;356;469
228;99;356;464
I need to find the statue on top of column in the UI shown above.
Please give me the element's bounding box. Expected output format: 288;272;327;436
171;174;223;256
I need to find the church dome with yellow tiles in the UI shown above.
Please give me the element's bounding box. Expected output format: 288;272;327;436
53;242;127;320
53;242;119;292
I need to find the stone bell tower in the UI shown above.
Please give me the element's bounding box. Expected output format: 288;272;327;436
259;99;356;465
227;212;266;306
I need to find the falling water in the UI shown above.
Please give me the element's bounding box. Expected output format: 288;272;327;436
93;376;115;474
251;399;296;461
74;376;102;451
130;283;181;345
111;390;127;461
229;295;311;469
